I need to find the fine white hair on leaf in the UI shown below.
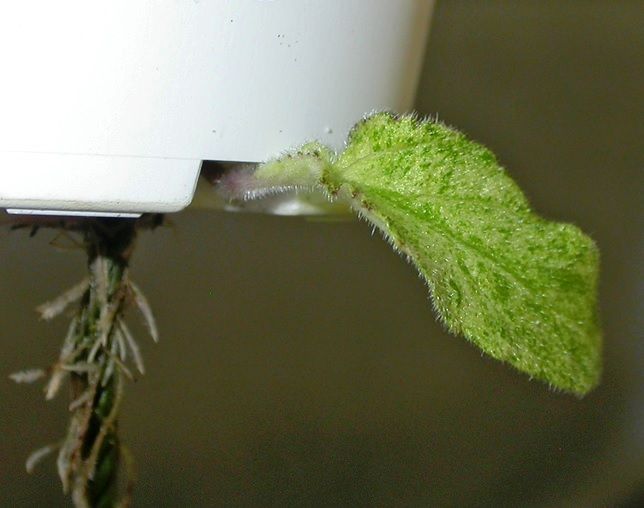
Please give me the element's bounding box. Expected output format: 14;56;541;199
213;163;259;201
25;443;60;474
241;184;308;202
36;278;89;321
129;281;159;343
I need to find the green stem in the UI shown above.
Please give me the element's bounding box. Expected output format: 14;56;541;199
62;220;136;508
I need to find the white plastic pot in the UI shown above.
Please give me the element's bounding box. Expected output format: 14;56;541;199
0;1;433;216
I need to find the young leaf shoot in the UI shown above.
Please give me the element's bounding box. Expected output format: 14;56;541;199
251;113;602;395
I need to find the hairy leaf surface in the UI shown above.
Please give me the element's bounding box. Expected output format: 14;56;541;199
257;113;602;394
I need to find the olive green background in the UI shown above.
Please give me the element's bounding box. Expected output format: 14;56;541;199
1;1;642;506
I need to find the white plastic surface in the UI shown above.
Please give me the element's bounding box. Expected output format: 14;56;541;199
0;1;433;215
1;153;201;214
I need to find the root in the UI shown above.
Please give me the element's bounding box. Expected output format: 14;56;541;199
11;217;161;507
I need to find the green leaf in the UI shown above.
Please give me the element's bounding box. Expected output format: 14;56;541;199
257;113;602;395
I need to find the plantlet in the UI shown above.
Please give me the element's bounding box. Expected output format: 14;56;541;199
8;113;601;506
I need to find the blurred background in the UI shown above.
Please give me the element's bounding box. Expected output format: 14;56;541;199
1;1;642;506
